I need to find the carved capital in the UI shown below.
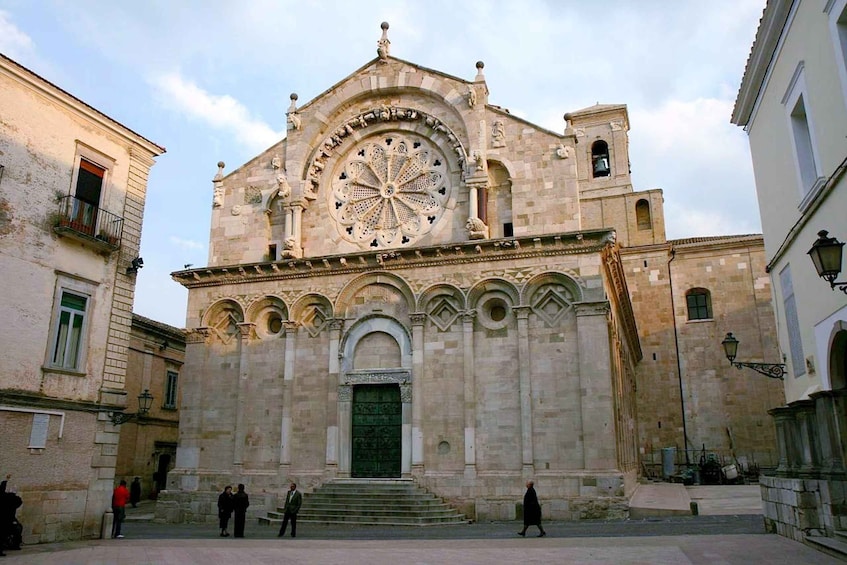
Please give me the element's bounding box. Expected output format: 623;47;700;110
283;321;300;334
338;385;353;402
186;327;214;344
574;301;611;317
328;318;345;332
513;305;532;320
461;310;477;324
409;313;427;326
236;322;257;340
400;384;412;403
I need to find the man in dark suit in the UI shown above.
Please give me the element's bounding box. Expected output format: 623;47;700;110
277;483;303;538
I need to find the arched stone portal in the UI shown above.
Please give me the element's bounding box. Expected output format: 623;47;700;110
337;316;412;477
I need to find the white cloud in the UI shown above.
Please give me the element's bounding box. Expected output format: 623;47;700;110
169;236;204;251
149;71;283;153
0;10;34;59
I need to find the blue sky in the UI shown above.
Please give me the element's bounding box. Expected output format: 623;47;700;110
0;0;765;328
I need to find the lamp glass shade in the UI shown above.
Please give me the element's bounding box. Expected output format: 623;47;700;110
138;389;154;414
721;333;739;362
808;230;844;282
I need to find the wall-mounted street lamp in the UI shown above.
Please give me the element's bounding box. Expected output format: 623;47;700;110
808;230;847;294
110;389;154;425
721;333;786;380
126;257;144;275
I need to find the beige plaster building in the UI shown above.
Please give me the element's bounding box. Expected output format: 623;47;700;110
115;314;185;502
733;0;847;544
0;54;164;542
164;24;782;523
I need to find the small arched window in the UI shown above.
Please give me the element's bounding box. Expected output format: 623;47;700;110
686;288;712;320
591;140;610;178
635;199;651;230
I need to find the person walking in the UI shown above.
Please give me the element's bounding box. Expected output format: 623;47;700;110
517;480;546;537
277;483;303;538
232;484;249;538
217;485;234;537
129;477;141;508
111;480;130;539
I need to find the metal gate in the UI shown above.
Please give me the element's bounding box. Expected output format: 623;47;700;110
351;384;401;478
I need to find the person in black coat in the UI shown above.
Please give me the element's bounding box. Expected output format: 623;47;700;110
232;484;249;538
518;480;546;537
129;477;141;508
217;485;234;537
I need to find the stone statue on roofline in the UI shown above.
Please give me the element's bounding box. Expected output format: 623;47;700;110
377;22;391;61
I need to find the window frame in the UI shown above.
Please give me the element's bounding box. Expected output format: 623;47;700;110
827;0;847;113
685;288;712;321
163;369;179;410
44;274;97;374
781;62;825;210
68;142;115;209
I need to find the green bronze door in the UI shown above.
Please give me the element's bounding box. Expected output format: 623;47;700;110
351;384;401;478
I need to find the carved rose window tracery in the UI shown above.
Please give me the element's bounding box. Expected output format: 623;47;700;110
330;134;450;248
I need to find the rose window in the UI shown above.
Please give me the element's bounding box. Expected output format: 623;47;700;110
330;134;450;248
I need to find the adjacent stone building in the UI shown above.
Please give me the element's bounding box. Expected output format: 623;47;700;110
165;24;782;522
115;314;185;501
0;54;164;542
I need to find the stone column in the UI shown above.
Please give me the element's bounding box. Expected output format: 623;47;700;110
575;301;614;470
284;207;294;241
337;384;353;477
173;328;213;492
410;313;426;474
401;382;413;477
292;203;304;250
794;399;819;477
233;323;256;468
769;406;794;476
461;310;477;478
325;319;344;473
279;321;299;473
515;306;534;475
811;391;847;477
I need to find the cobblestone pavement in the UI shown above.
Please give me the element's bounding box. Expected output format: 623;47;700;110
1;515;840;564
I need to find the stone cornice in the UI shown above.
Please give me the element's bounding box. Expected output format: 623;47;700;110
171;229;615;289
602;245;643;363
0;390;111;413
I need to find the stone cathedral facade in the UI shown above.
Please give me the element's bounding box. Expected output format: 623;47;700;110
165;24;782;522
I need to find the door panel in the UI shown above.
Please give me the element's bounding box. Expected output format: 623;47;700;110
351;384;401;478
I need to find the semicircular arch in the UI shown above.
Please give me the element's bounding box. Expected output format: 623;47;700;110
336;271;415;318
340;314;412;374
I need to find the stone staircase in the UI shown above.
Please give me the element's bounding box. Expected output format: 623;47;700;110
259;479;468;526
806;530;847;560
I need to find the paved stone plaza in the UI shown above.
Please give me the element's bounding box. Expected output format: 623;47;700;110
2;525;838;564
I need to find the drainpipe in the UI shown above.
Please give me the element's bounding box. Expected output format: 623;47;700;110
667;247;691;465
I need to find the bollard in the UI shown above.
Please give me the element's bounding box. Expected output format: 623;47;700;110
690;501;699;516
101;508;114;539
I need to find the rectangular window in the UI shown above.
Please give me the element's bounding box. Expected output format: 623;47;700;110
780;265;805;378
164;370;178;409
686;292;711;320
828;0;847;110
503;222;514;237
70;159;105;236
50;291;88;370
789;95;818;193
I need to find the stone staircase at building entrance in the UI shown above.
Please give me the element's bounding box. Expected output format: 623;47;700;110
259;479;468;526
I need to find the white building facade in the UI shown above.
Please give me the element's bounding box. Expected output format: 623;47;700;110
0;54;164;542
733;0;847;543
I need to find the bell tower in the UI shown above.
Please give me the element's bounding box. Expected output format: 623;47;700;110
566;104;633;198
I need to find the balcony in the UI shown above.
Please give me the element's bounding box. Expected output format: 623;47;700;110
53;195;123;253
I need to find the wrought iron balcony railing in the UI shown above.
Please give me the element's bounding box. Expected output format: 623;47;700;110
53;195;123;251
